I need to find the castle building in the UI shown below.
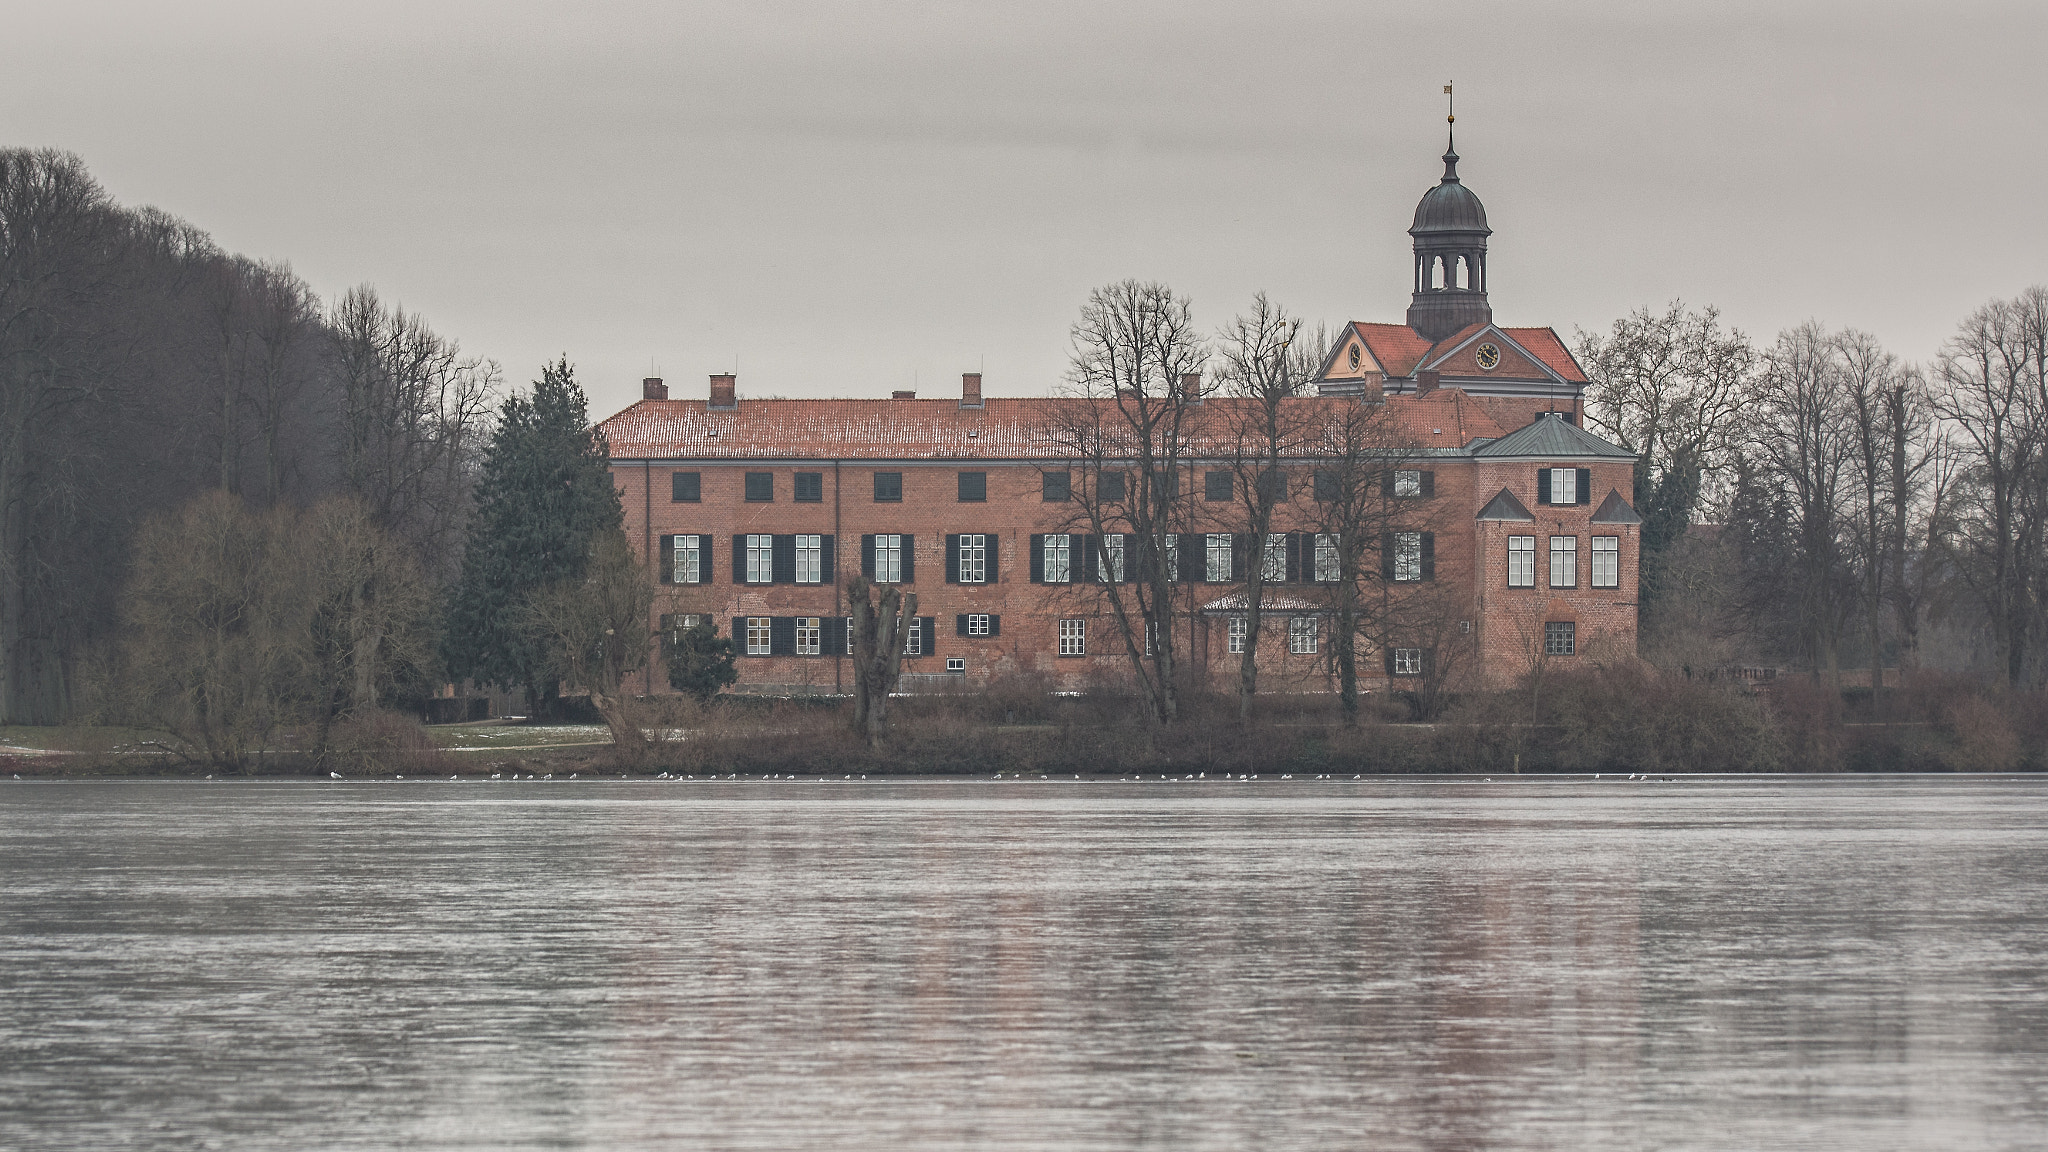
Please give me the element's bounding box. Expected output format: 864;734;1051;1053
598;131;1640;697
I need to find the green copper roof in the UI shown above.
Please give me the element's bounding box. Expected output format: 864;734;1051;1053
1472;412;1636;460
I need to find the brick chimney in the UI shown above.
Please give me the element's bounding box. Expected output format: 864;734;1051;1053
961;372;983;409
1361;372;1385;404
709;373;737;411
1179;372;1204;404
642;376;668;400
1416;370;1440;396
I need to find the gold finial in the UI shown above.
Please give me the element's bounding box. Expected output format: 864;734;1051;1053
1444;82;1455;124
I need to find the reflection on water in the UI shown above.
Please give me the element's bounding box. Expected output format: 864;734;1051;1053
2;777;2044;1150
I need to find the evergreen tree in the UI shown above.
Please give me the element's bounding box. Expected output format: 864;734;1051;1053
665;620;739;702
442;358;622;715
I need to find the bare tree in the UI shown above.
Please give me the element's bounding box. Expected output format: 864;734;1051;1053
304;498;434;738
329;285;499;582
525;529;656;754
1303;398;1414;724
1048;280;1208;725
847;575;917;746
1751;322;1856;681
1211;294;1324;721
1933;294;2044;686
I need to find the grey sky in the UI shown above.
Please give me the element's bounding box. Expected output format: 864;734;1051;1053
11;1;2044;417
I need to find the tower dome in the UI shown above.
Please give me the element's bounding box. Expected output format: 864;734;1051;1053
1406;127;1493;341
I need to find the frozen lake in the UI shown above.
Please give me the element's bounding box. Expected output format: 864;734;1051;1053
3;775;2045;1150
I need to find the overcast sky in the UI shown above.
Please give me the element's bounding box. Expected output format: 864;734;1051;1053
10;0;2045;417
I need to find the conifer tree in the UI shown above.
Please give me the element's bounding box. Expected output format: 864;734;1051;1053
442;357;622;716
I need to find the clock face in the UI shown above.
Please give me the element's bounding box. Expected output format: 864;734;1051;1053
1475;342;1501;370
1348;345;1362;371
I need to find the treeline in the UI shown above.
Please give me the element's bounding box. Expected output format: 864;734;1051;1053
0;148;495;726
1581;294;2048;688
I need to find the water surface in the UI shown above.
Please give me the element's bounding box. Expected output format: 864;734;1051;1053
3;776;2044;1150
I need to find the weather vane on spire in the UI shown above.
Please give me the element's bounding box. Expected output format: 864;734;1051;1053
1444;82;1455;125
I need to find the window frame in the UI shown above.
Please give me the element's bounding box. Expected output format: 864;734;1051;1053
1288;616;1318;655
1099;533;1124;583
1592;536;1620;589
793;471;823;503
966;613;991;637
1393;531;1424;583
1043;533;1071;584
1261;533;1286;583
1393;469;1423;498
1544;621;1577;656
795;616;822;656
1392;648;1423;676
795;534;823;584
1313;533;1340;583
1508;535;1536;588
1549;535;1578;589
746;617;772;656
745;534;773;584
957;471;987;502
674;534;702;585
873;471;903;502
1205;534;1232;583
874;533;903;584
1227;615;1246;654
1058;618;1086;657
744;472;774;502
958;533;989;584
1041;471;1070;502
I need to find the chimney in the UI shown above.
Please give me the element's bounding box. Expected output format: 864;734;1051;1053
892;390;916;400
960;372;983;409
1361;372;1385;405
1416;370;1440;396
1179;372;1204;404
642;376;668;401
709;373;737;411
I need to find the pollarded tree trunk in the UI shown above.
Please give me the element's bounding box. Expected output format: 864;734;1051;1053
848;576;915;747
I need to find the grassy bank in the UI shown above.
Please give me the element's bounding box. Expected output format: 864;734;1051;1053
9;666;2044;779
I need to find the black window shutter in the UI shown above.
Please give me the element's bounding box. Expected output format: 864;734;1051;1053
698;536;713;585
956;614;969;636
945;534;961;583
901;535;915;583
985;532;998;581
1286;533;1303;584
1385;648;1396;675
918;617;935;654
820;535;836;583
770;616;796;656
1179;537;1203;584
862;535;876;579
772;535;796;584
659;535;675;584
989;614;1001;637
1423;650;1436;679
1421;471;1435;497
1082;535;1100;582
1030;534;1045;583
824;620;846;656
1381;471;1395;498
732;617;747;653
731;535;746;583
1577;468;1592;505
1537;469;1552;505
1381;536;1395;582
1421;533;1435;581
1232;534;1251;582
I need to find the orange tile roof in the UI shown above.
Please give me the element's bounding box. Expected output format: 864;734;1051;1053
598;393;1510;461
1350;322;1438;377
1499;327;1588;383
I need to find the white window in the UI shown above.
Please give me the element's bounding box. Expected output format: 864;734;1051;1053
795;534;822;584
903;616;925;656
1164;534;1179;582
1313;533;1340;583
1059;618;1086;656
959;534;988;584
1550;535;1577;589
795;616;821;656
1099;534;1124;583
746;617;771;656
1288;616;1318;655
966;613;991;637
674;535;700;584
1262;533;1286;582
1508;535;1536;588
746;534;773;584
1550;467;1577;506
945;657;966;673
1394;469;1422;497
1592;536;1619;588
1393;532;1423;582
1393;648;1423;676
875;534;902;583
1144;620;1160;655
1228;615;1246;654
845;617;855;651
1044;533;1071;583
1206;534;1232;583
